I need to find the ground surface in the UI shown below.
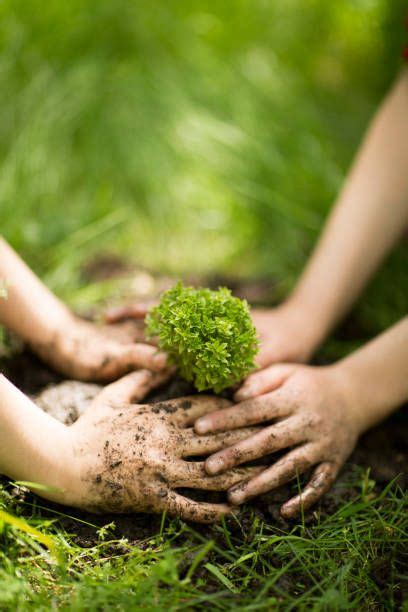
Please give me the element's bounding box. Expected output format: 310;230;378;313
0;275;407;610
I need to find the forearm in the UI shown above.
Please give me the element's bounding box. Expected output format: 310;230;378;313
0;237;73;345
289;69;408;343
0;374;74;502
332;317;408;433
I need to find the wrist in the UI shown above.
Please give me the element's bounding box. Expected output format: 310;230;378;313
30;304;75;346
61;421;106;510
327;318;408;435
325;362;372;436
27;307;77;365
278;296;327;358
13;420;90;510
288;282;340;345
52;427;87;507
33;426;81;506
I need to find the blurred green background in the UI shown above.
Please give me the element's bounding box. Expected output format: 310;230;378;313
1;0;407;332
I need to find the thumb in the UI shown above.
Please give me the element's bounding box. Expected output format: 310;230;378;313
112;343;168;374
96;370;171;407
105;302;154;323
255;344;288;368
234;363;295;401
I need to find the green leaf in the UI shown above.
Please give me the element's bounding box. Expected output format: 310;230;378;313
146;282;258;393
0;509;60;562
204;563;238;593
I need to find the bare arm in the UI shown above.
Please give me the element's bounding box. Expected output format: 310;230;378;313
335;316;408;432
0;237;166;379
0;237;72;345
250;69;408;368
0;374;75;502
291;69;408;343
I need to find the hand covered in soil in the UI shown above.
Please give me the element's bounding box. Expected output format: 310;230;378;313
195;364;362;518
66;371;261;522
33;314;167;382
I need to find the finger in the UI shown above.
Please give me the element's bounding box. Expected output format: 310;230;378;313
164;396;232;427
170;461;263;490
103;343;168;376
255;343;304;369
101;320;149;344
255;345;286;369
205;417;303;475
96;370;171;407
228;443;319;505
105;303;153;323
194;391;293;435
165;491;233;523
280;462;339;519
235;364;294;401
178;427;261;457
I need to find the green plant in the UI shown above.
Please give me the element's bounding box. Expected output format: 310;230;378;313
146;282;258;393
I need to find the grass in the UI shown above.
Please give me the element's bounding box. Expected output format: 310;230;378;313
0;470;406;610
0;0;407;329
0;1;407;609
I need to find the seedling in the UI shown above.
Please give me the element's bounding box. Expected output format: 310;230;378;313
146;282;258;393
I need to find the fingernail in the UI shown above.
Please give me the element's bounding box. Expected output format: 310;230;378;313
205;456;224;475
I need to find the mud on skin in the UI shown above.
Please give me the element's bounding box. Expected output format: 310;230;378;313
28;315;166;382
34;377;263;523
2;354;406;526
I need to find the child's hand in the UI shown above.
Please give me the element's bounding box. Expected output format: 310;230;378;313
251;303;322;368
0;239;165;380
194;364;361;518
66;372;261;522
33;315;168;382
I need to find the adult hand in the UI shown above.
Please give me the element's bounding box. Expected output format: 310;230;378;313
195;364;361;518
32;314;167;382
66;371;261;522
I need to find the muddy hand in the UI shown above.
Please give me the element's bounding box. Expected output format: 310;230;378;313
33;315;168;382
195;364;361;518
68;374;262;523
35;369;172;424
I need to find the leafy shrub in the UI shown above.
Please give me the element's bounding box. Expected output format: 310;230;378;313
146;282;258;393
